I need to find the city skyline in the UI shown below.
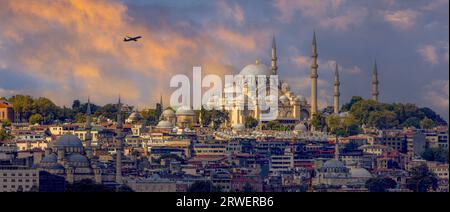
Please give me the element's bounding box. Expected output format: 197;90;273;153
0;0;448;121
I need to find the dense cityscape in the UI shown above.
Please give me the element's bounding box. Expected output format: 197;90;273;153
1;34;448;192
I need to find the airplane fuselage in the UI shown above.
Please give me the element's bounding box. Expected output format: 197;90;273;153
124;36;142;42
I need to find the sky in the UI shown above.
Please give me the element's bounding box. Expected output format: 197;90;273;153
0;0;448;120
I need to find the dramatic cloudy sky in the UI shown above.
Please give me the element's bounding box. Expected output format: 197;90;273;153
0;0;448;120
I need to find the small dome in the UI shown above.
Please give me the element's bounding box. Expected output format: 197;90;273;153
41;153;57;164
52;135;83;148
156;120;174;129
294;123;307;132
67;153;89;164
162;109;176;118
239;62;272;76
350;168;372;178
127;111;143;121
176;106;195;116
323;159;346;168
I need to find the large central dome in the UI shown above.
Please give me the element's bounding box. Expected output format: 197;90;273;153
239;60;273;76
51;134;83;148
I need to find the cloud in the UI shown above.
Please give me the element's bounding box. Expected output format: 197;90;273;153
291;55;310;69
383;9;419;30
422;0;449;11
319;8;369;31
422;80;449;113
217;0;245;25
345;66;363;75
273;0;367;31
418;42;449;65
418;45;439;65
212;27;257;52
0;0;264;107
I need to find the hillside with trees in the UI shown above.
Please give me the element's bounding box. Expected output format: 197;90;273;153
312;96;447;136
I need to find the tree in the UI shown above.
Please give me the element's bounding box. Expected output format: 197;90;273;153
199;107;212;127
94;104;119;120
368;111;399;129
72;100;81;112
1;120;12;127
0;129;11;141
365;177;397;192
418;107;447;125
343;97;447;130
341;96;364;112
32;97;59;124
326;114;360;136
325;114;341;133
311;113;326;131
188;181;221;192
406;165;438;192
8;95;34;122
401;117;421;128
245;116;258;129
141;109;159;126
29;114;43;125
422;148;449;163
211;110;229;130
420;118;436;129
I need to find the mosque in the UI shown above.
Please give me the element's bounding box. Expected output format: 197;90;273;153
151;32;381;132
205;32;381;131
37;98;124;185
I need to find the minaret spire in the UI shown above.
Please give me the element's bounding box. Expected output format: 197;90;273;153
333;62;340;114
310;31;319;120
116;95;123;129
85;97;93;159
372;60;379;102
115;95;123;184
271;35;278;75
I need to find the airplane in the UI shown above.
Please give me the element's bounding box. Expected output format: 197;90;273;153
123;36;142;42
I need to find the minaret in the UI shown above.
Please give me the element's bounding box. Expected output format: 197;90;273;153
85;98;93;159
371;61;379;102
310;31;319;116
271;35;278;75
160;95;163;109
333;63;340;114
115;96;123;184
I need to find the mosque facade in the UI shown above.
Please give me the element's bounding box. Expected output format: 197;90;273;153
137;32;381;132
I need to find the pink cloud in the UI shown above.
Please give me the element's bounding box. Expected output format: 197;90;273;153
0;0;265;107
423;80;449;110
383;9;419;30
418;45;439;65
